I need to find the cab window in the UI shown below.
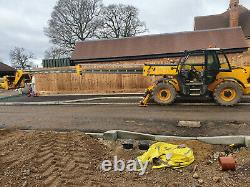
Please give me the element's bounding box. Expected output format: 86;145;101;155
185;56;205;65
207;52;220;70
218;54;230;70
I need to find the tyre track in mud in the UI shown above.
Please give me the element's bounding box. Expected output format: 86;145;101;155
34;133;96;186
0;131;111;187
1;130;250;186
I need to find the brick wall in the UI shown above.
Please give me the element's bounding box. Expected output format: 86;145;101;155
228;39;250;66
229;0;239;27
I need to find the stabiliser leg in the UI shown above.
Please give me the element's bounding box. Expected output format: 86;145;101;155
139;85;155;107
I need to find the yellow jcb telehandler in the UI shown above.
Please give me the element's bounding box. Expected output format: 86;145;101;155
140;48;250;106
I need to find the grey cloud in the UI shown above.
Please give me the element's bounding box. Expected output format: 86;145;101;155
0;0;57;65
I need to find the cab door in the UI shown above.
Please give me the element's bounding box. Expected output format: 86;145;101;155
205;50;221;84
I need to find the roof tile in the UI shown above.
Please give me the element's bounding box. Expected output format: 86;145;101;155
72;28;248;63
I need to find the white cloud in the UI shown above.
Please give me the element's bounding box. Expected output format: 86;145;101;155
0;0;57;65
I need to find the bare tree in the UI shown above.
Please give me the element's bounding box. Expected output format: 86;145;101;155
98;4;147;39
44;0;103;52
9;47;34;69
44;47;70;59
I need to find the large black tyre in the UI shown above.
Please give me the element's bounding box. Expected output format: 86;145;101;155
153;83;177;105
213;81;243;106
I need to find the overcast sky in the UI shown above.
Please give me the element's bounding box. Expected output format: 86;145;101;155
0;0;249;65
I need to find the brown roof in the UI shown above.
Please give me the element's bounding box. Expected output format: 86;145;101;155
194;5;250;38
0;62;15;73
72;27;248;63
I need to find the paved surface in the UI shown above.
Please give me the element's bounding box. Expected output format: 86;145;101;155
0;90;19;100
1;104;250;137
0;94;143;103
1;94;250;104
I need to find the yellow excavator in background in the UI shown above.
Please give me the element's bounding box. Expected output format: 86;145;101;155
0;70;32;90
140;48;250;106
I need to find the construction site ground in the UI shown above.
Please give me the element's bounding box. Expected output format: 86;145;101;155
1;93;250;186
1;94;250;136
0;129;249;187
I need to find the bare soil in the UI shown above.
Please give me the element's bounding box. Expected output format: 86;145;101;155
0;129;249;187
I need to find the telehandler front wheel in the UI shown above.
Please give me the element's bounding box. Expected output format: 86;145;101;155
153;83;177;105
213;81;243;106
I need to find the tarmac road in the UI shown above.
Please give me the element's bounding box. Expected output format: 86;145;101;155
1;104;250;137
1;94;250;103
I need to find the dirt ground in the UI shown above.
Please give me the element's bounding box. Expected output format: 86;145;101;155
0;129;249;187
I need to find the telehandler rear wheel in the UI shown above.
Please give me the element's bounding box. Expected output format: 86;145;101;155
153;83;177;105
213;81;243;106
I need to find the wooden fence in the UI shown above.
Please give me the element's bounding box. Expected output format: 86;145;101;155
35;72;156;94
35;47;250;94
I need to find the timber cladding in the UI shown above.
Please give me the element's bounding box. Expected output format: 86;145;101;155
35;72;156;94
35;62;157;94
35;48;250;94
35;58;171;94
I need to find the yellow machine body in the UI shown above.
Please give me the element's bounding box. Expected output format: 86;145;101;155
143;64;250;95
208;66;250;95
140;49;250;106
0;70;32;90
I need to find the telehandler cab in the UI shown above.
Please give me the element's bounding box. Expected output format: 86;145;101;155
140;48;250;106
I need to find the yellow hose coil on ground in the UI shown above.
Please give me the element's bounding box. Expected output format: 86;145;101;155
138;142;195;169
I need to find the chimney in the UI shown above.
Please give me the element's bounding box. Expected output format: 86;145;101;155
229;0;239;27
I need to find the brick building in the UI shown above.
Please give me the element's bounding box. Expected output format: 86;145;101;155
194;0;250;41
194;0;250;68
0;62;15;77
71;28;247;65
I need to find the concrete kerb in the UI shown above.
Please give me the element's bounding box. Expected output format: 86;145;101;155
103;130;118;140
0;94;21;101
86;133;104;139
41;93;144;97
155;136;197;141
63;96;142;103
245;136;250;147
1;101;250;106
0;101;63;106
100;130;250;146
103;130;155;141
197;136;246;145
117;130;155;140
